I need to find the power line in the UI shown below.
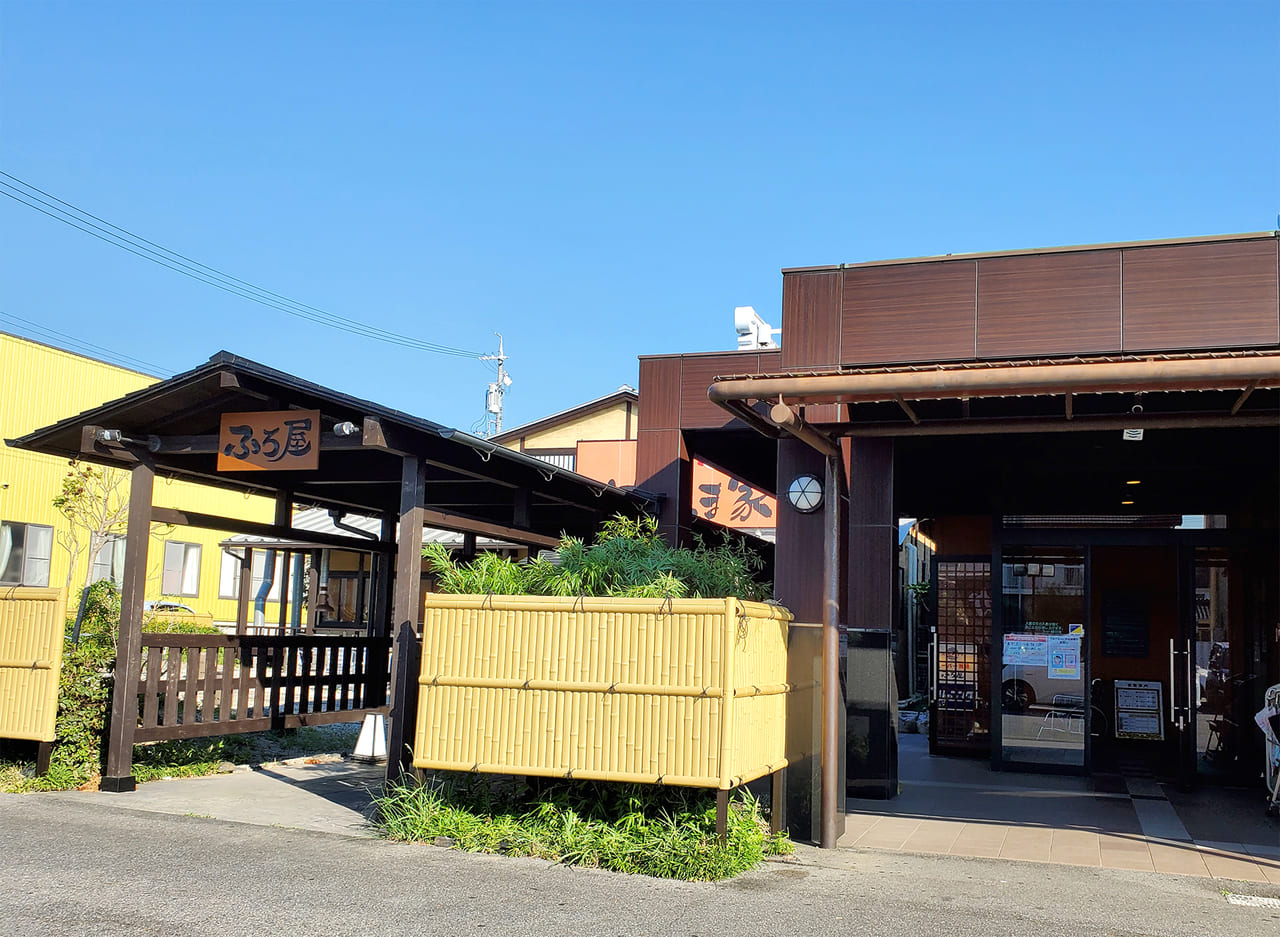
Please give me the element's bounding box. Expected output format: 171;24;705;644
0;171;486;359
0;309;170;376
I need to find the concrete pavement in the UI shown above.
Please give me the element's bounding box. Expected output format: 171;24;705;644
3;791;1278;937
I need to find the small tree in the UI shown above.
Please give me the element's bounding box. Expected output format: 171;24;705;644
52;460;130;593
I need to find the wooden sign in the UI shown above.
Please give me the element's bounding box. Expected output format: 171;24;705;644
691;458;776;529
217;410;320;472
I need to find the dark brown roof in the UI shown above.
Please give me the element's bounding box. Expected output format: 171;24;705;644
8;351;652;541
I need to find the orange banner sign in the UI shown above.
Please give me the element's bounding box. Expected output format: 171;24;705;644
217;410;320;472
691;459;776;529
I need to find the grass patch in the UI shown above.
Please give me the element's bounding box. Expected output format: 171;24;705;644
1;725;362;793
374;775;792;881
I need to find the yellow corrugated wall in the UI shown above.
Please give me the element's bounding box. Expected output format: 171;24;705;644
413;595;791;789
0;587;67;742
1;333;276;623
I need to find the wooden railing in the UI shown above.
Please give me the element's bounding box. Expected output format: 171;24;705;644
132;634;391;742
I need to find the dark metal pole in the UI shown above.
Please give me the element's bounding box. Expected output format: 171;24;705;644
821;453;842;848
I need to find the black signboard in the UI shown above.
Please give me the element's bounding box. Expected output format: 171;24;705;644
1102;591;1149;658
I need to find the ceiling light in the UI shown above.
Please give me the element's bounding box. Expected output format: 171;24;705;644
1121;500;1134;506
1126;479;1141;485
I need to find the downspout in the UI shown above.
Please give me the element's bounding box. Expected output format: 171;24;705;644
253;549;276;631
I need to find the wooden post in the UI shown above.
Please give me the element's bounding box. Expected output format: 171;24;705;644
101;460;154;792
274;495;291;636
385;455;426;784
278;549;291;635
305;552;320;633
771;769;786;835
715;789;730;841
370;513;395;640
236;546;253;634
355;552;367;631
36;741;53;776
513;487;530;530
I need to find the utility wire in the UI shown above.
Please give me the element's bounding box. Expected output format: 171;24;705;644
0;309;170;376
0;171;485;359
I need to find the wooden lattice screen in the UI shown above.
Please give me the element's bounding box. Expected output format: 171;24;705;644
932;560;992;754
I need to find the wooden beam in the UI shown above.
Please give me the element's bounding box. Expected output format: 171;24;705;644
420;508;560;549
893;395;920;425
150;507;394;553
1230;380;1259;416
89;432;366;456
101;460;154;792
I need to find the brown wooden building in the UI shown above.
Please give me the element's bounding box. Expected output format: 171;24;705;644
637;231;1280;810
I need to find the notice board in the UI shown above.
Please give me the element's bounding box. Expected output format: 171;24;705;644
1102;591;1149;658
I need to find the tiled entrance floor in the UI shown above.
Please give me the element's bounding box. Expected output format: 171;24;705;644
839;735;1280;883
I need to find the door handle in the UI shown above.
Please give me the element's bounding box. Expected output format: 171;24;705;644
1168;638;1176;724
928;639;937;705
1185;638;1194;718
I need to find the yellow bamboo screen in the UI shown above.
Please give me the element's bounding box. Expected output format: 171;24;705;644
414;595;791;789
0;587;67;743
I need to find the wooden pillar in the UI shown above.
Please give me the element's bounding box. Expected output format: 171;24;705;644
236;546;253;634
277;549;291;635
844;438;898;800
101;460;154;792
385;455;426;783
846;438;895;632
305;551;320;633
776;438;832;844
274;495;291;636
365;553;380;636
355;552;367;631
513;487;530;530
370;513;395;640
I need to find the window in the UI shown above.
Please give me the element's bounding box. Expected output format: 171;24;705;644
89;534;127;587
0;521;53;587
218;548;283;601
326;570;371;624
161;541;201;596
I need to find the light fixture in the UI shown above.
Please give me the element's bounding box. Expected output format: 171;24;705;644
1121;500;1135;506
787;474;823;513
1123;403;1144;441
1126;479;1141;485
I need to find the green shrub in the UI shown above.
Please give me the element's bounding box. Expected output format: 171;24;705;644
424;514;770;601
374;775;791;880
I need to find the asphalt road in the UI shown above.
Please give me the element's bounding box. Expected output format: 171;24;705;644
1;794;1276;937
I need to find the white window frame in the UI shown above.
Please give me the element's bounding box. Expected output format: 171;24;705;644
161;540;202;597
0;520;53;587
219;548;283;601
89;534;127;587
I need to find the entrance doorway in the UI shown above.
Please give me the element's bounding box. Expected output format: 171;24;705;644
930;525;1276;787
997;548;1088;770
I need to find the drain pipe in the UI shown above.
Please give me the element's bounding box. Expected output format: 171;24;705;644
820;451;842;850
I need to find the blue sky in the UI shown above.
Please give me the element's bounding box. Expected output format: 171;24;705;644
1;1;1276;432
